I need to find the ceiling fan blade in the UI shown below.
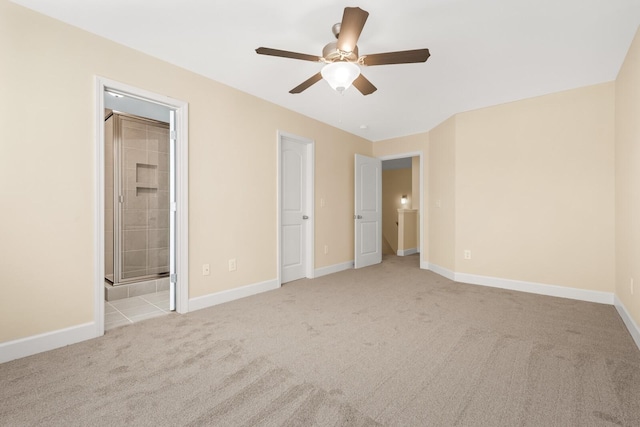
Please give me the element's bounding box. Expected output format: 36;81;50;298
352;74;377;95
361;49;431;66
256;47;322;62
336;7;369;53
289;73;323;94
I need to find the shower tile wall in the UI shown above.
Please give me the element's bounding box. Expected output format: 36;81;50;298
120;117;170;280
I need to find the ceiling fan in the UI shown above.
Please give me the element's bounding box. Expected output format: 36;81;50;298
256;7;430;95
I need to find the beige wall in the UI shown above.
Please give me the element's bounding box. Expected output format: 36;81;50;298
398;210;418;251
455;83;615;291
382;168;412;253
373;84;616;295
0;1;370;343
427;118;457;271
615;28;640;326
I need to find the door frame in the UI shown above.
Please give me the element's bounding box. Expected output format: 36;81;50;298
277;131;315;285
378;151;425;267
94;76;190;337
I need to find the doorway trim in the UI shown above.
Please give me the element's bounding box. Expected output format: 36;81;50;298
277;131;315;285
378;151;425;268
94;77;190;337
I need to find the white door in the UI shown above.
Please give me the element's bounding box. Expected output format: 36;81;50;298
354;154;382;268
281;137;308;283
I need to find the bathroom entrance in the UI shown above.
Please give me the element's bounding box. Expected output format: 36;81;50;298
102;88;177;330
95;77;188;334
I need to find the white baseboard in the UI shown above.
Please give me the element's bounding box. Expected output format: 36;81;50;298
188;278;279;312
455;272;614;305
397;248;418;256
614;295;640;351
0;322;97;364
425;263;613;305
427;263;456;281
314;261;354;278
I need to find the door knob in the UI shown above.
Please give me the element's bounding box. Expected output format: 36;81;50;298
302;215;309;220
354;215;363;219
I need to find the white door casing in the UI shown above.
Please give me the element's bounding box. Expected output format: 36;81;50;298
354;154;382;268
279;133;314;283
95;76;189;338
378;151;425;268
169;110;177;311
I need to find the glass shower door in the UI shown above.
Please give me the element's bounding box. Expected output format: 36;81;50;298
116;114;170;283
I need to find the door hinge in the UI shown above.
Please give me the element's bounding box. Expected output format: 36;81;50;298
171;202;177;212
170;130;177;140
170;274;177;283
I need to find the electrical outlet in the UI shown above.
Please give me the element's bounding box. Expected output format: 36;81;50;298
202;264;210;276
464;250;472;260
324;245;329;255
228;259;237;272
436;199;442;208
320;198;326;208
631;278;634;295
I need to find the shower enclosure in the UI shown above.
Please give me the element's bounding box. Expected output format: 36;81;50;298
105;111;170;285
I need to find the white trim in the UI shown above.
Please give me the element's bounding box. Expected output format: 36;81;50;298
314;261;354;278
614;295;640;351
420;260;429;270
455;272;614;304
277;131;315;284
427;263;614;305
378;151;425;269
427;263;456;281
95;77;190;334
188;279;279;312
94;79;106;337
0;322;96;364
397;248;418;256
175;104;190;314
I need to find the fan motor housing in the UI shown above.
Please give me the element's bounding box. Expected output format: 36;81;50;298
322;41;359;62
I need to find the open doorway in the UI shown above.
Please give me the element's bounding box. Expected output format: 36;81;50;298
104;103;171;329
94;77;189;336
380;153;423;268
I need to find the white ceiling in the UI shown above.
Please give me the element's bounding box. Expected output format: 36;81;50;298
13;0;640;141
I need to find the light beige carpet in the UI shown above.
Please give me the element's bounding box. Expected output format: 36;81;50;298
1;254;639;426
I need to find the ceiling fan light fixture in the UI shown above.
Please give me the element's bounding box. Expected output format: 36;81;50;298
321;61;360;93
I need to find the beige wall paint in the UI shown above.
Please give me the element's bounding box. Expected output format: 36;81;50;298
427;118;457;271
398;210;418;251
382;168;412;253
455;83;615;291
615;28;640;326
0;1;370;343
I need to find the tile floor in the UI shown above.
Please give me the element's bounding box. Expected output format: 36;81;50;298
105;290;171;331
